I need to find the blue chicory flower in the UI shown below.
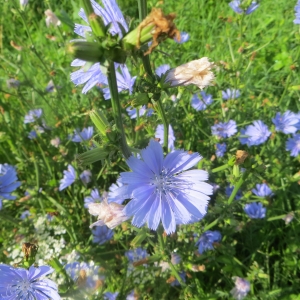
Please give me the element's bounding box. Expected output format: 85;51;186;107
0;264;60;300
286;134;300;157
244;202;266;219
125;247;149;263
171;253;181;265
294;0;300;24
24;109;43;124
225;185;242;200
72;126;94;142
80;170;92;185
7;78;20;89
191;91;213;111
252;183;273;197
215;143;227;157
28;130;38;139
174;31;190;44
155;64;171;77
0;164;21;209
64;261;103;289
195;230;222;254
230;277;250;300
239;120;271;146
126;105;153;119
272;111;299;134
126;290;136;300
71;1;134;95
84;188;103;208
20;210;31;219
211;120;237;138
113;140;213;234
45;80;55;92
170;271;186;286
222;89;240;100
92;225;114;245
59;165;76;191
155;124;176;151
104;292;119;300
229;0;259;15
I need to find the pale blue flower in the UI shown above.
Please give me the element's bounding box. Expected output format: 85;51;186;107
108;178;124;204
59;165;76;191
174;31;190;44
229;0;259;15
215;143;227;157
0;164;21;208
222;89;240;100
252;183;273;197
171;253;181;265
126;105;153;119
230;277;250;300
244;202;266;219
211;120;237;138
7;78;20;89
155;124;176;151
80;170;92;184
239;120;271;146
84;188;103;208
225;185;242;200
24;109;43;124
28;130;37;139
191;91;213;111
92;225;114;245
45;80;55;92
20;210;31;219
113;140;213;234
170;271;186;286
64;261;102;289
126;290;135;300
104;292;119;300
72;126;93;142
286;134;300;157
155;64;170;77
125;247;149;263
294;0;300;24
0;264;60;300
272;111;299;134
195;230;222;254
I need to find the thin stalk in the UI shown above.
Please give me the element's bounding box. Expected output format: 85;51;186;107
107;62;131;158
228;171;249;205
157;98;168;152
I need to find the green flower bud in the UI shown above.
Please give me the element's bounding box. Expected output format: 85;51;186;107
131;93;149;107
76;147;109;166
69;41;104;63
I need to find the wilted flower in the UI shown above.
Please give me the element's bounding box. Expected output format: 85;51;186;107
222;88;240;100
286;134;300;157
59;165;76;191
225;185;242;200
71;126;93;142
0;264;60;299
65;261;103;289
84;188;103;208
272;111;299;134
155;124;176;151
229;0;259;15
239;120;271;146
45;80;55;92
174;31;190;44
111;140;213;234
6;78;20;88
45;9;61;27
155;64;171;77
0;164;21;208
191;91;213;111
80;170;92;184
211;120;237;138
215;143;227;157
283;212;294;225
50;137;61;148
230;277;250;300
244;202;266;219
24;109;43;124
164;57;215;90
252;183;273;197
88;197;129;229
195;230;222;254
92;225;114;245
294;0;300;24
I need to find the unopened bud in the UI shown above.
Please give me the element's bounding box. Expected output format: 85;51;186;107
69;41;104;63
131;93;149;107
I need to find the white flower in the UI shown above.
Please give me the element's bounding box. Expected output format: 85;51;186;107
20;0;28;7
88;198;129;229
164;57;214;90
45;9;61;27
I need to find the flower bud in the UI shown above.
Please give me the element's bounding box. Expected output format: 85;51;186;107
69;41;104;63
131;93;149;107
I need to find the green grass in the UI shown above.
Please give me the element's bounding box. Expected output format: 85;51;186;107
0;0;300;299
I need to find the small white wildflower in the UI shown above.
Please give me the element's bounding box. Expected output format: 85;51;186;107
230;277;250;300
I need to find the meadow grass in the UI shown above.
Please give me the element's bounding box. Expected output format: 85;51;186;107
0;0;300;299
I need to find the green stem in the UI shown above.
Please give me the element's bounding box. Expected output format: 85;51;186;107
228;171;249;205
107;62;131;158
157;98;169;152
